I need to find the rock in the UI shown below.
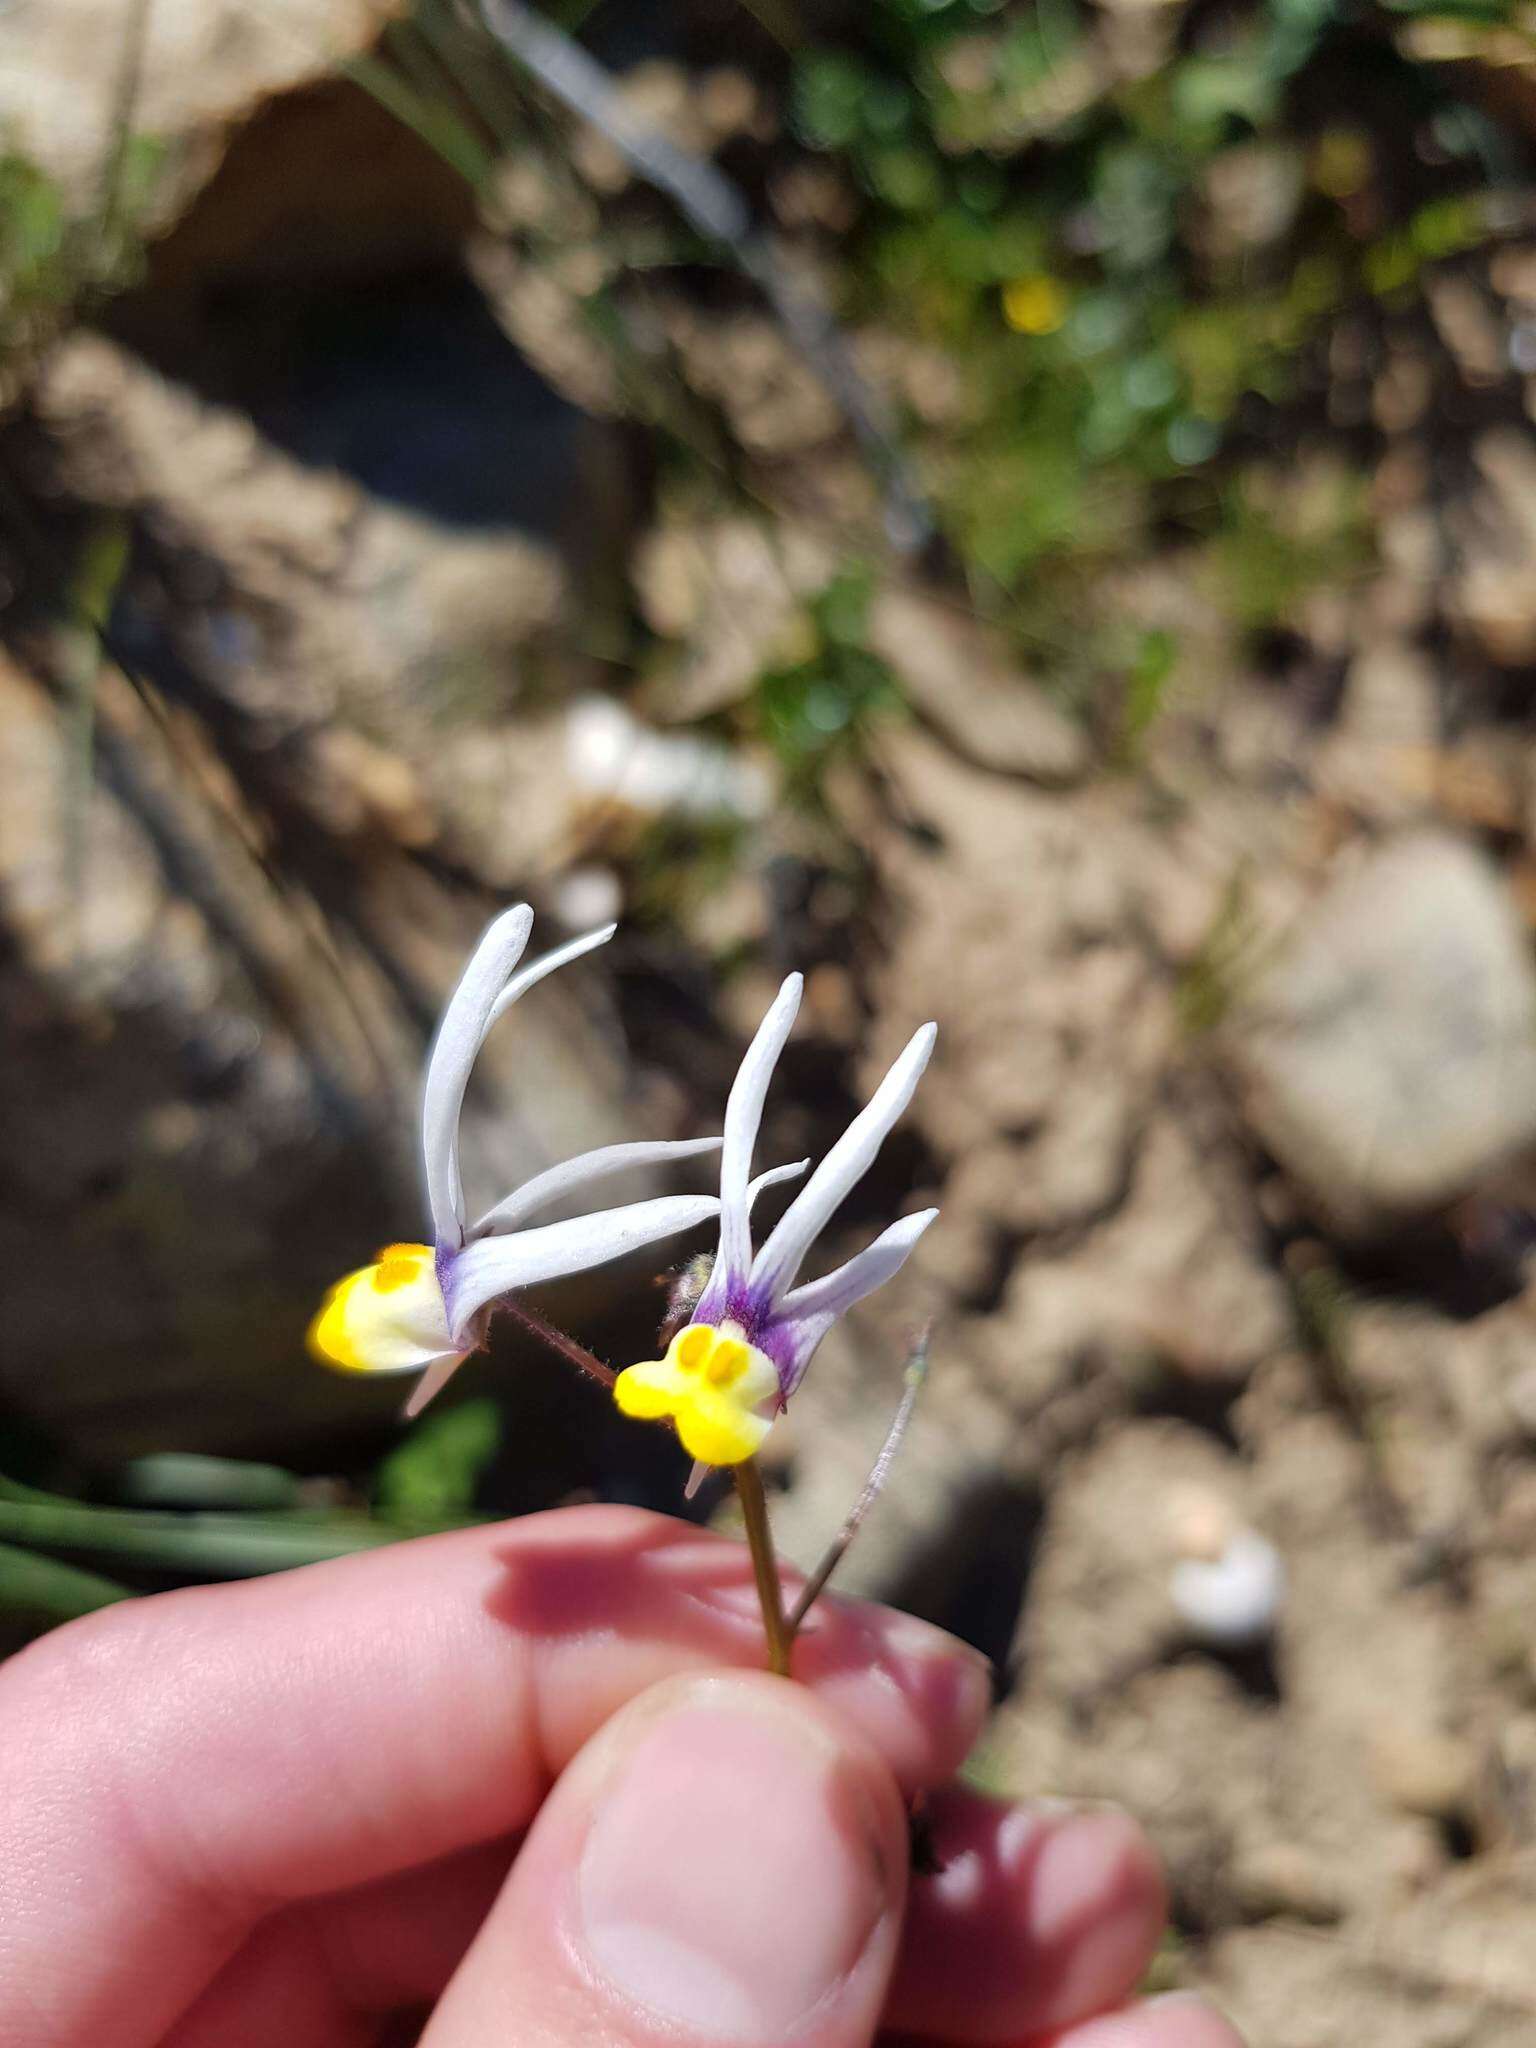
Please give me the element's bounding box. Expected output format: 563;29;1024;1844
1370;1726;1477;1822
1171;1528;1286;1648
1229;832;1536;1225
664;310;842;457
566;694;774;823
632;519;834;721
865;587;1090;784
1230;1840;1344;1924
0;0;390;208
1447;430;1536;665
0;642;707;1466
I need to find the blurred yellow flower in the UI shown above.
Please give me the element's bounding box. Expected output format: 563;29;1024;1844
1002;275;1068;336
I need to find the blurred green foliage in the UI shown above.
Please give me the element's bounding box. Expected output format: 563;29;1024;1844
785;0;1499;635
752;565;905;809
375;1399;503;1521
0;133;163;379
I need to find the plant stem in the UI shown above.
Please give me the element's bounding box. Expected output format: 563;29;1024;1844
787;1323;931;1636
734;1458;791;1678
501;1298;616;1388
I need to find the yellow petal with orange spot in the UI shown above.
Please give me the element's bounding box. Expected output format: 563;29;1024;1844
306;1248;459;1376
611;1323;780;1467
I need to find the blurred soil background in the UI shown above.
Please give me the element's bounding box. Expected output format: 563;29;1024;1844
8;0;1536;2038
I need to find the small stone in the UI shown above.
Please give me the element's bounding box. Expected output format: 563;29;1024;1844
551;866;624;931
566;694;773;822
1229;832;1536;1225
1231;1841;1345;1923
1165;1485;1240;1564
1370;1726;1476;1821
1170;1528;1285;1647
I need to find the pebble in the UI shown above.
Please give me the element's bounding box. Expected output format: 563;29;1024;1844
1170;1527;1286;1646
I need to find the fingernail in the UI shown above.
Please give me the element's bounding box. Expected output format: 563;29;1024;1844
579;1697;892;2040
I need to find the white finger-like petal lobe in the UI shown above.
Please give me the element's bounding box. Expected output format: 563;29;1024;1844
482;922;617;1036
471;1135;723;1238
749;1022;936;1308
745;1157;810;1209
421;905;534;1247
403;1351;471;1418
773;1207;938;1394
696;973;802;1323
445;1194;720;1332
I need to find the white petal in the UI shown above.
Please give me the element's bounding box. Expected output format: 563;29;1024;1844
777;1208;938;1326
445;1194;720;1332
421;905;534;1247
746;1158;809;1208
448;923;618;1235
696;974;802;1321
472;1136;723;1238
483;922;617;1035
749;1023;936;1309
403;1352;471;1417
773;1208;938;1394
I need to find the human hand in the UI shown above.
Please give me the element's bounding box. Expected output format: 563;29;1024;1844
0;1505;1241;2047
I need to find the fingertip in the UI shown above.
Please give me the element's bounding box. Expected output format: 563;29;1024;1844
1056;1991;1247;2048
889;1790;1168;2042
794;1596;995;1793
494;1510;995;1796
422;1668;910;2048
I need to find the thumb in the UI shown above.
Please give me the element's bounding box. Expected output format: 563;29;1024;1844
421;1668;911;2048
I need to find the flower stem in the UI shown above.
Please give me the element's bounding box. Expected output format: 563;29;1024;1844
734;1457;791;1678
500;1298;616;1389
786;1321;931;1636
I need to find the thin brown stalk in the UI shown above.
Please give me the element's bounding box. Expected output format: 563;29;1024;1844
499;1297;615;1389
787;1323;932;1638
734;1458;791;1678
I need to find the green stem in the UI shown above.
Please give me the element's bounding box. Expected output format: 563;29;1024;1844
0;1540;134;1623
0;1498;392;1577
734;1458;791;1678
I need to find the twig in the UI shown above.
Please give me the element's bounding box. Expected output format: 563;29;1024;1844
787;1322;931;1636
734;1458;792;1677
470;0;933;554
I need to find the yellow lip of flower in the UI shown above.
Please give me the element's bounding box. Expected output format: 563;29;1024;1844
307;1243;459;1376
613;1321;781;1467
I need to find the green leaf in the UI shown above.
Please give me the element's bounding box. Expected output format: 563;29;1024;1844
0;1541;133;1629
375;1400;501;1521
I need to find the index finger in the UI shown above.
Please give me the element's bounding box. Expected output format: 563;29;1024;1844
0;1504;989;2048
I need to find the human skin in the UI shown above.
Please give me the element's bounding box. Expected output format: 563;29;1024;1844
0;1504;1243;2048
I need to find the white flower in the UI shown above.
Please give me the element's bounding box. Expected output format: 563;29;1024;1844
309;906;722;1416
613;973;938;1465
